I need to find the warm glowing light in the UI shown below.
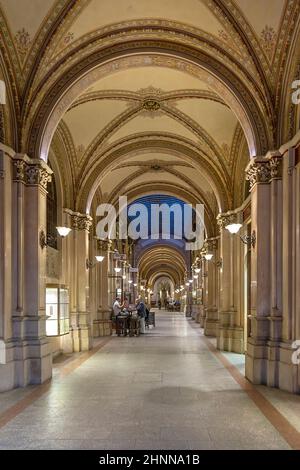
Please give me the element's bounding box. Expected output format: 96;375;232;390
95;255;104;262
189;279;193;283
225;223;242;234
133;283;137;287
185;282;190;286
204;253;213;261
114;267;121;273
122;275;126;280
56;227;72;237
194;268;201;274
128;280;133;284
193;275;198;279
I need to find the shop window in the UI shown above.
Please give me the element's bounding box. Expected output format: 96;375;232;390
46;286;70;336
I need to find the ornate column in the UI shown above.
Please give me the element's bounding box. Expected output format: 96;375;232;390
267;152;283;386
199;257;207;327
0;147;14;390
17;155;53;386
93;239;112;337
216;212;243;352
280;146;300;392
67;211;93;352
245;157;272;384
204;238;219;336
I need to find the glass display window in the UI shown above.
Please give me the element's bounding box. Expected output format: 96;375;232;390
46;285;70;336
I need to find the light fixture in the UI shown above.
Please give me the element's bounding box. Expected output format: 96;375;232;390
86;256;104;269
40;226;72;249
185;282;190;286
114;267;121;273
133;283;137;287
194;268;201;274
240;230;256;248
56;226;72;238
225;223;242;234
193;275;198;279
204;253;213;261
122;275;126;280
128;280;133;284
189;279;193;283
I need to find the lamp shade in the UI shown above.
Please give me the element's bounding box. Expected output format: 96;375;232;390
204;253;213;261
95;255;105;262
194;268;201;274
225;223;242;234
56;226;72;237
114;267;121;273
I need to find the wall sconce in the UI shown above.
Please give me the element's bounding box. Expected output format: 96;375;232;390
86;255;105;269
56;226;72;238
194;268;201;274
204;253;213;261
114;267;121;273
225;223;256;249
240;230;256;248
225;223;242;234
40;226;72;249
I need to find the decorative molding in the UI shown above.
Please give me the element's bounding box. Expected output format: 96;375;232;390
245;159;271;190
245;154;282;189
216;212;237;230
204;238;218;251
67;211;93;232
12;157;52;189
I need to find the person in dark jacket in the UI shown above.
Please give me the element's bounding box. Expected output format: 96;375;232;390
136;298;146;334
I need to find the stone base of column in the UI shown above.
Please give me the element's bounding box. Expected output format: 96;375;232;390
191;304;200;320
204;307;218;337
93;320;112;337
0;338;52;392
184;304;192;317
217;325;244;353
199;305;206;327
245;338;267;384
68;326;92;352
246;339;300;393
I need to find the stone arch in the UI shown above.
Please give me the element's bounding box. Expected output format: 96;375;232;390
24;44;271;161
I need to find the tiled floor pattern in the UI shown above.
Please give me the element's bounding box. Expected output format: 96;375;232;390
0;311;299;450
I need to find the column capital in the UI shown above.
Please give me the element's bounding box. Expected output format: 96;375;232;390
97;239;112;251
204;237;218;251
245;157;270;190
216;212;237;231
245;153;282;190
12;154;52;189
64;209;93;232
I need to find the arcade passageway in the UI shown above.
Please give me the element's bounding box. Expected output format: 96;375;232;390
0;311;299;450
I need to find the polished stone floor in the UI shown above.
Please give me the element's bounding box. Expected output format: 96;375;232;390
0;310;299;450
